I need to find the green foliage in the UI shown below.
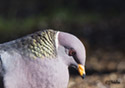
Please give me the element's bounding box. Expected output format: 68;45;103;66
0;10;102;31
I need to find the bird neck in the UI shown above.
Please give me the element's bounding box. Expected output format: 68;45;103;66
2;30;58;59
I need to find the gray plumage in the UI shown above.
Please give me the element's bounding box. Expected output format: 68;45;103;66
0;29;86;88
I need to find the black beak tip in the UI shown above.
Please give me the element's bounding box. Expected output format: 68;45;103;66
82;74;86;79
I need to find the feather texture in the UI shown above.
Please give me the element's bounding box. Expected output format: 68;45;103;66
0;30;58;59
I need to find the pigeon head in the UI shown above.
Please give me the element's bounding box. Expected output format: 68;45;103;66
57;32;86;78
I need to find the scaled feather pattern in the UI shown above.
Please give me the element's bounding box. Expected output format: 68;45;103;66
0;30;57;59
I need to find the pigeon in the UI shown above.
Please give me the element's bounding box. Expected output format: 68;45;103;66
0;29;86;88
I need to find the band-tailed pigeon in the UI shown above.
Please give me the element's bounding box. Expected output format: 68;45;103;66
0;29;86;88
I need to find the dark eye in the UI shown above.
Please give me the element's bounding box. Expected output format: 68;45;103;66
68;49;76;56
68;49;80;64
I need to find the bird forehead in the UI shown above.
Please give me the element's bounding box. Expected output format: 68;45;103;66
58;32;85;50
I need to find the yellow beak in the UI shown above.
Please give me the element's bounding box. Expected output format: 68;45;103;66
78;64;86;79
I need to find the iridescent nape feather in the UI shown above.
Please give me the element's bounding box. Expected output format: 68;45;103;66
12;30;58;59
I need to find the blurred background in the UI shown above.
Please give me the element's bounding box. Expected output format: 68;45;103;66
0;0;125;88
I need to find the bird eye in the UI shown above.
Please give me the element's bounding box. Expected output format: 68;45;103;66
68;49;76;56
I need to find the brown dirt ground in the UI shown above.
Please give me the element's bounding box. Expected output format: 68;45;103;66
68;73;125;88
